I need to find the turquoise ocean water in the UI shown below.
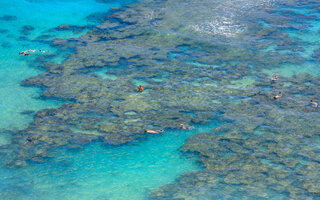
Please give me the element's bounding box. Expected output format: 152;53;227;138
0;0;118;130
0;0;204;199
0;0;320;199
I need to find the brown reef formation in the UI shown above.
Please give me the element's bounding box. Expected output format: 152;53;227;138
147;1;320;199
3;0;320;198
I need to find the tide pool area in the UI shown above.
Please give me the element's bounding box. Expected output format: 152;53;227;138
1;0;320;199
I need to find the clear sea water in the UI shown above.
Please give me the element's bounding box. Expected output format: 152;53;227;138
0;0;320;199
0;126;213;200
0;0;205;199
0;0;119;131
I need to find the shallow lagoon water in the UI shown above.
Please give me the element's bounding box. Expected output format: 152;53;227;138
0;124;215;200
1;0;320;199
0;0;118;130
0;0;204;199
262;5;320;78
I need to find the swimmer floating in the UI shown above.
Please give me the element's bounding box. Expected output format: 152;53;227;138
19;49;36;56
271;74;279;82
180;124;194;130
145;129;164;134
310;100;319;107
19;49;49;56
273;92;282;99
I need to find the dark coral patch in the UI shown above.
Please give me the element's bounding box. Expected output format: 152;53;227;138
0;15;17;21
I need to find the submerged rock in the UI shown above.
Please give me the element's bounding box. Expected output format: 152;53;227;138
20;25;34;35
51;24;93;33
0;15;17;21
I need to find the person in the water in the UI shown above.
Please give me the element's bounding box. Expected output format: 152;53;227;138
39;49;48;53
273;92;282;99
271;74;279;82
180;124;194;130
19;49;36;56
145;129;164;134
138;85;144;92
24;137;33;144
310;100;319;107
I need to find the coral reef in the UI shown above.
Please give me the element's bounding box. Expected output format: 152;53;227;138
2;0;320;199
20;25;34;35
0;15;17;21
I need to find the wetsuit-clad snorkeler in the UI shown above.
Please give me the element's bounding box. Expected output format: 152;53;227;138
310;100;319;107
24;137;33;144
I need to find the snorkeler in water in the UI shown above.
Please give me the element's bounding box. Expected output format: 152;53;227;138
310;100;319;107
19;49;49;56
273;92;282;99
39;49;49;53
138;85;144;92
180;124;194;130
145;129;164;134
271;74;279;82
24;137;33;144
19;49;36;56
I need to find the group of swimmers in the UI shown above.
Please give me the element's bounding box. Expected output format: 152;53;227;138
271;74;319;107
26;84;196;143
19;49;48;56
137;85;194;134
271;74;282;100
145;124;194;134
24;73;320;143
146;74;319;134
